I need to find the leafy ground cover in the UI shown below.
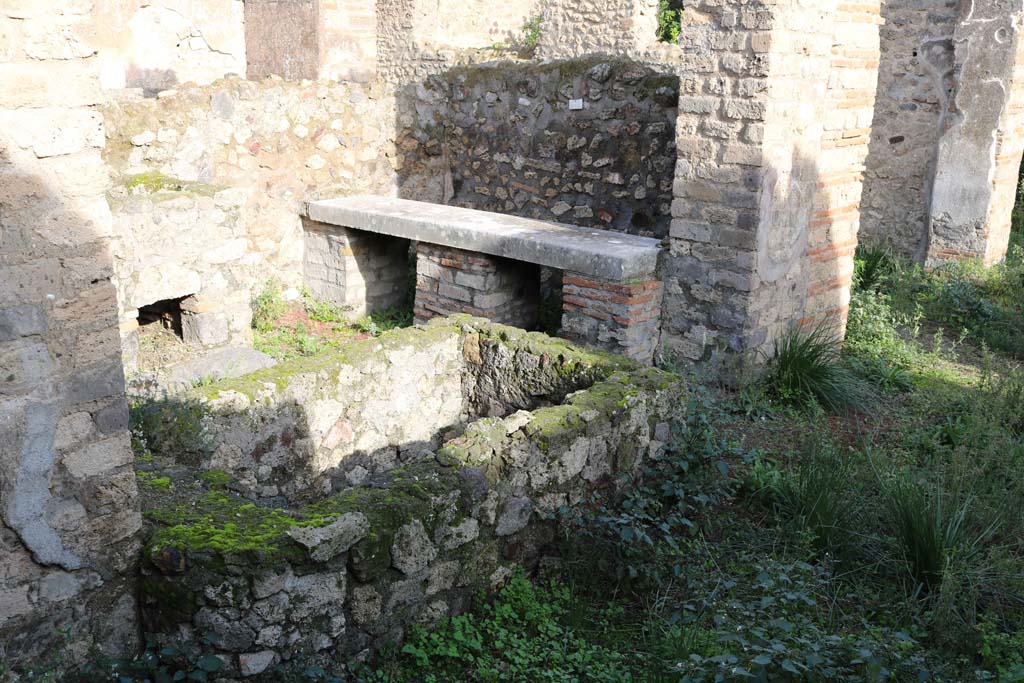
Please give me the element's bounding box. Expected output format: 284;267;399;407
354;239;1024;682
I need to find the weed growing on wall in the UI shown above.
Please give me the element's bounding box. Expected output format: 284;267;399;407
656;0;683;43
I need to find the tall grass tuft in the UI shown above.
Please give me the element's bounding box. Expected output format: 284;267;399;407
883;479;994;593
777;443;855;557
854;246;892;291
762;322;873;413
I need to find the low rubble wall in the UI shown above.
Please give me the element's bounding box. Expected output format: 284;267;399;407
137;318;683;678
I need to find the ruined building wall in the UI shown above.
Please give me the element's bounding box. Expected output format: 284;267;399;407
397;59;679;237
376;0;541;84
87;0;245;94
101;77;399;370
244;0;379;83
0;1;141;669
861;0;1024;265
860;1;957;261
662;0;881;363
927;2;1024;266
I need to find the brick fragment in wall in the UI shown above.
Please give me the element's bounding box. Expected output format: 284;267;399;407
561;271;664;363
414;244;540;329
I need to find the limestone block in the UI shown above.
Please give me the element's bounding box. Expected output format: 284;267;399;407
62;435;133;480
286;513;370;562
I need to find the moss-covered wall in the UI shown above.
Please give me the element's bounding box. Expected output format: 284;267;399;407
138;319;684;678
137;318;637;501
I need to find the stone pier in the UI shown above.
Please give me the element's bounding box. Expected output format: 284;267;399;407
414;244;540;327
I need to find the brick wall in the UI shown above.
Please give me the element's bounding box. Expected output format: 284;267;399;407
414;244;540;327
304;221;411;318
561;274;663;361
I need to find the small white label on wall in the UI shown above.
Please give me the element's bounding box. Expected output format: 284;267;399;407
569;99;584;111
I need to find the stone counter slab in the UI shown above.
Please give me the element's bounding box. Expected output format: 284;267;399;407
303;195;663;281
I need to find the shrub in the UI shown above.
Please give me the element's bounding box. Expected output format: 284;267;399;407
763;323;873;413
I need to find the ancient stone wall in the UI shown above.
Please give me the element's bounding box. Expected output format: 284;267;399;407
860;1;957;261
861;0;1024;266
376;0;540;83
927;1;1024;266
398;59;679;237
537;0;695;73
137;320;680;678
0;1;141;669
85;0;246;94
101;77;399;370
320;0;379;82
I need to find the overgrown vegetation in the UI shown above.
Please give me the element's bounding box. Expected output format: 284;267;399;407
57;204;1024;682
354;221;1024;682
251;280;413;360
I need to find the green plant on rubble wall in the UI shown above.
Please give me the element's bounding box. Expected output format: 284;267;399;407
130;397;211;464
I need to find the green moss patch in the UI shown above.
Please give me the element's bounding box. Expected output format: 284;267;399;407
145;460;472;567
123;171;221;198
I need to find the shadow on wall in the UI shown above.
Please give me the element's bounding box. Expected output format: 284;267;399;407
393;57;680;239
117;324;678;675
0;148;141;670
663;143;848;368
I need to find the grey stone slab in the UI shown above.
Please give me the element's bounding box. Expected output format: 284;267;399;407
303;196;662;281
160;347;278;393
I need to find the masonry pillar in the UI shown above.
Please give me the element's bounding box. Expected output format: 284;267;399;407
926;1;1024;266
561;274;663;362
303;219;410;318
660;0;882;365
0;3;141;669
414;244;539;328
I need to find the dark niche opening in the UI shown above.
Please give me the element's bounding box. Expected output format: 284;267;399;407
138;296;188;339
